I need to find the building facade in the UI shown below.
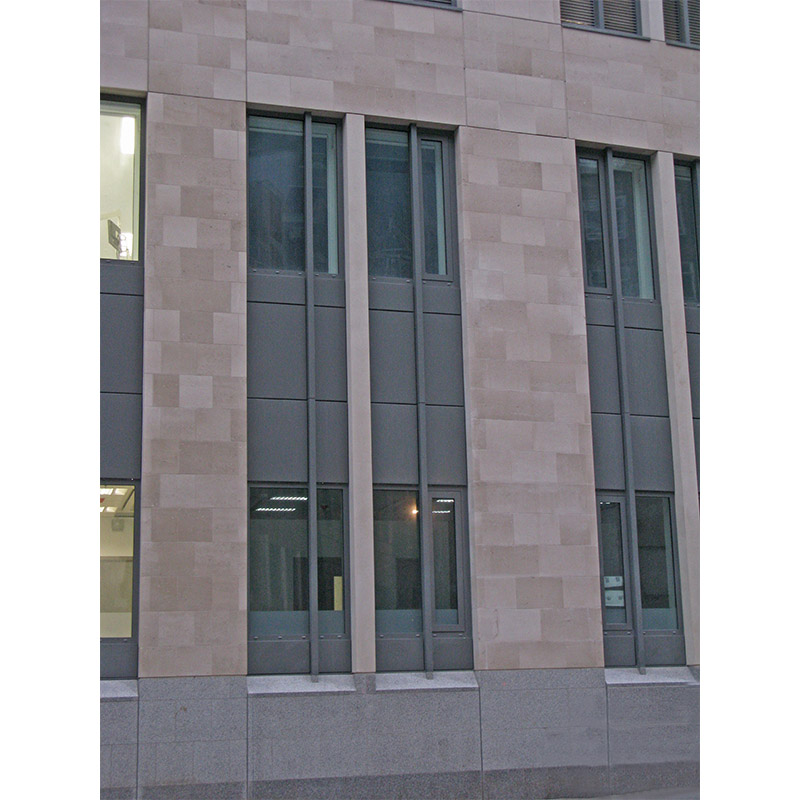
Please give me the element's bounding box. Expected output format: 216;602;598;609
100;1;700;797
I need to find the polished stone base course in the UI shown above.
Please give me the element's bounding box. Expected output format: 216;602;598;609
610;761;700;795
484;766;607;799
250;770;481;799
138;783;245;800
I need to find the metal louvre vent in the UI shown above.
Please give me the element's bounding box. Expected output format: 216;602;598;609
662;0;682;42
688;0;700;46
602;0;638;34
561;0;596;27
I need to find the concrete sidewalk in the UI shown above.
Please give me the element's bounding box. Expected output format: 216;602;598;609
556;788;699;800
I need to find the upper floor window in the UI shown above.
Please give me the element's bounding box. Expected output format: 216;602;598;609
663;0;699;47
675;161;699;304
100;484;136;639
365;127;455;281
100;99;142;261
560;0;640;36
248;115;340;275
577;151;656;300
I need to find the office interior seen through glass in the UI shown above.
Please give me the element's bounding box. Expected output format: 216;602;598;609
100;100;141;261
675;162;700;304
100;485;135;639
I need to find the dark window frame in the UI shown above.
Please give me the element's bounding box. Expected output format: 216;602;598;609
674;158;700;306
100;478;141;680
247;111;345;279
365;124;460;286
379;0;460;10
663;0;700;48
100;94;146;269
560;0;646;40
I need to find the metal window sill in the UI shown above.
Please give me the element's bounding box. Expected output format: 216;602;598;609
247;674;356;696
100;679;139;700
562;22;649;42
375;670;478;692
604;666;698;686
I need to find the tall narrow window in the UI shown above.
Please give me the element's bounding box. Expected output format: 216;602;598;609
578;157;608;290
675;162;699;304
636;495;679;631
100;485;136;639
100;100;142;261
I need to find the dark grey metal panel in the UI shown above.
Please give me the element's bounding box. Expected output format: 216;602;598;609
603;631;636;667
318;638;351;673
432;635;473;670
368;279;414;311
371;403;419;484
100;640;138;679
100;263;144;296
643;631;686;666
248;398;307;482
314;276;345;308
426;405;467;486
424;313;465;407
101;293;144;395
315;306;347;402
376;636;424;672
584;293;615;326
247;302;307;400
422;282;461;314
248;640;310;675
630;415;674;492
590;413;625;492
621;300;663;330
586;324;621;414
248;272;305;305
369;310;417;404
684;304;699;334
625;328;669;417
316;401;348;484
687;332;699;419
101;392;142;479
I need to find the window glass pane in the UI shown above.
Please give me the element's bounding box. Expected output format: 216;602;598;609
100;101;140;261
599;500;627;625
421;140;447;276
613;157;654;299
432;497;458;625
312;122;338;275
675;164;699;304
578;157;607;289
100;485;135;638
317;488;345;635
636;496;679;630
248;117;304;271
373;490;421;633
249;487;309;636
366;129;412;279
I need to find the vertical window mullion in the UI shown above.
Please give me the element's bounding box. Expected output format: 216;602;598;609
680;0;690;44
596;0;605;29
304;113;320;677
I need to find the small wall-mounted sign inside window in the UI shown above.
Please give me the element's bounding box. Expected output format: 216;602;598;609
107;219;121;252
603;575;623;588
604;589;625;608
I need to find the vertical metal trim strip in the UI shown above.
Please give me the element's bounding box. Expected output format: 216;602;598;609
605;149;647;672
411;125;435;676
305;112;320;678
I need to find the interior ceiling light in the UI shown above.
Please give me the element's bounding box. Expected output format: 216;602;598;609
120;116;135;155
114;487;128;495
257;506;297;512
100;488;113;495
270;496;307;501
435;498;454;503
104;506;117;513
411;508;419;515
433;509;451;514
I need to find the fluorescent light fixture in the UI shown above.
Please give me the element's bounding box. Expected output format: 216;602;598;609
105;506;117;513
100;488;113;495
120;116;135;155
270;495;307;501
435;498;454;503
114;487;128;495
256;506;297;512
432;509;451;514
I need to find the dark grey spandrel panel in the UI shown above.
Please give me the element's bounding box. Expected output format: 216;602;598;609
248;640;310;675
316;401;348;484
101;262;144;296
427;405;467;485
589;413;625;492
422;281;462;314
375;636;424;672
630;415;674;492
314;276;345;308
318;638;351;674
314;306;346;402
369;310;417;404
684;304;699;334
625;328;669;417
433;636;473;670
101;641;139;679
368;279;414;312
603;632;636;667
101;293;144;394
584;293;615;327
424;313;465;407
248;398;307;482
248;272;305;305
371;403;418;484
621;301;662;330
586;324;621;414
643;632;686;666
247;303;306;400
687;332;699;419
101;392;142;479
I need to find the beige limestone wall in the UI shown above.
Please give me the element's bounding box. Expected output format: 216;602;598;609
139;90;248;677
101;0;148;93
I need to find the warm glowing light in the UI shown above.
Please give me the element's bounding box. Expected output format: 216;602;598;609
411;507;419;515
120;116;135;155
100;488;113;496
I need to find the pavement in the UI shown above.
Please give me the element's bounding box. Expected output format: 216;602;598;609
555;788;699;800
